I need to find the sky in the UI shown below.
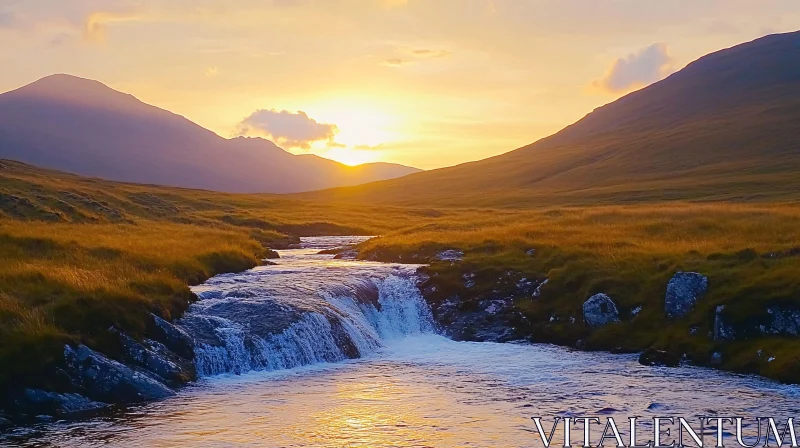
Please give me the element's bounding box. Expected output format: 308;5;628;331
0;1;798;169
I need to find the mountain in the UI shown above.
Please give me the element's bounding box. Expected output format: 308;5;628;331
0;74;420;193
303;31;800;206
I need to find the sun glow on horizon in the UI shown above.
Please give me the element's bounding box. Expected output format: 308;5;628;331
319;147;382;166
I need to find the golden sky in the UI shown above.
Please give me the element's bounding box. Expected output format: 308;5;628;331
1;0;798;168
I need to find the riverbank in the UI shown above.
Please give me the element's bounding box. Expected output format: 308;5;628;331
3;160;800;422
355;203;800;384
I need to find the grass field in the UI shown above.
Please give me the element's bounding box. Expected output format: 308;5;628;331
2;159;800;392
357;203;800;382
0;160;445;393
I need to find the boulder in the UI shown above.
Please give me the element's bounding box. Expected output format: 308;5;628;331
638;348;681;367
582;293;620;328
714;305;736;340
15;389;108;417
766;307;800;336
665;272;708;318
63;345;175;404
114;330;194;384
333;249;358;260
151;314;195;360
435;250;464;263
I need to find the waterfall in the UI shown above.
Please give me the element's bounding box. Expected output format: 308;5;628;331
181;251;435;377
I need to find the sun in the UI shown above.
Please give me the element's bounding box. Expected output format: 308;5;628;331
323;147;381;166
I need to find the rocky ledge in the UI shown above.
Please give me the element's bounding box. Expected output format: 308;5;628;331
4;314;196;424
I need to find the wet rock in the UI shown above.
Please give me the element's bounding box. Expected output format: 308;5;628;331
333;249;358;260
0;416;11;428
532;279;548;298
15;389;108;417
263;249;280;260
710;352;723;365
665;272;708;318
639;349;681;367
765;307;800;336
714;305;736;340
434;250;463;263
63;345;175;404
151;314;195;360
463;272;476;288
582;293;619;328
631;306;642;317
430;294;520;343
114;330;194;385
526;248;536;256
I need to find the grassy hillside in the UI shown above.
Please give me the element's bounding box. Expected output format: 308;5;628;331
0;159;445;393
3;158;800;388
357;203;800;382
302;31;800;207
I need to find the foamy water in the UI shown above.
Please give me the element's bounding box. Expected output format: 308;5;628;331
4;238;800;447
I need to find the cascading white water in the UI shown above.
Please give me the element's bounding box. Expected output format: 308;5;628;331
181;237;435;377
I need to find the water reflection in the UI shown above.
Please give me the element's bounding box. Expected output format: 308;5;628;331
5;336;800;447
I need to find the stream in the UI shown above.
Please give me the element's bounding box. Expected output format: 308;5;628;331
3;237;799;447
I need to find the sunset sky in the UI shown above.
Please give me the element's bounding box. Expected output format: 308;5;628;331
1;0;798;169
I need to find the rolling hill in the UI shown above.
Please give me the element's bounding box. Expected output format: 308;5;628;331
0;74;420;193
303;31;800;207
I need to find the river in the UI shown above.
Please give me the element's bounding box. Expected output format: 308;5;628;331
3;237;799;447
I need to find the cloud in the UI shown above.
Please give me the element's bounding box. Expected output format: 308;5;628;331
382;47;452;67
593;43;675;93
382;57;411;67
237;109;339;149
0;10;16;28
84;11;141;42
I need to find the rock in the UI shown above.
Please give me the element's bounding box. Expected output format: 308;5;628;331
714;305;736;340
151;314;195;360
532;279;548;298
333;249;358;260
63;345;175;404
582;293;620;328
639;348;681;367
463;272;476;288
0;416;12;428
114;330;194;385
434;250;463;263
16;389;108;417
665;272;708;318
766;307;800;336
710;352;723;365
526;248;536;256
263;249;280;260
631;306;643;317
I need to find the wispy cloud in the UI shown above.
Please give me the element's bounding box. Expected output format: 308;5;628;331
84;11;141;42
382;47;452;67
593;43;675;93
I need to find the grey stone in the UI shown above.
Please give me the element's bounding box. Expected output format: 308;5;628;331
582;293;620;328
114;330;193;384
714;305;736;340
435;250;463;263
766;307;800;336
665;272;708;318
64;345;175;404
151;314;195;360
17;389;108;416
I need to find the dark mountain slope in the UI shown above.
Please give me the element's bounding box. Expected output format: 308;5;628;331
0;74;420;193
303;31;800;206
